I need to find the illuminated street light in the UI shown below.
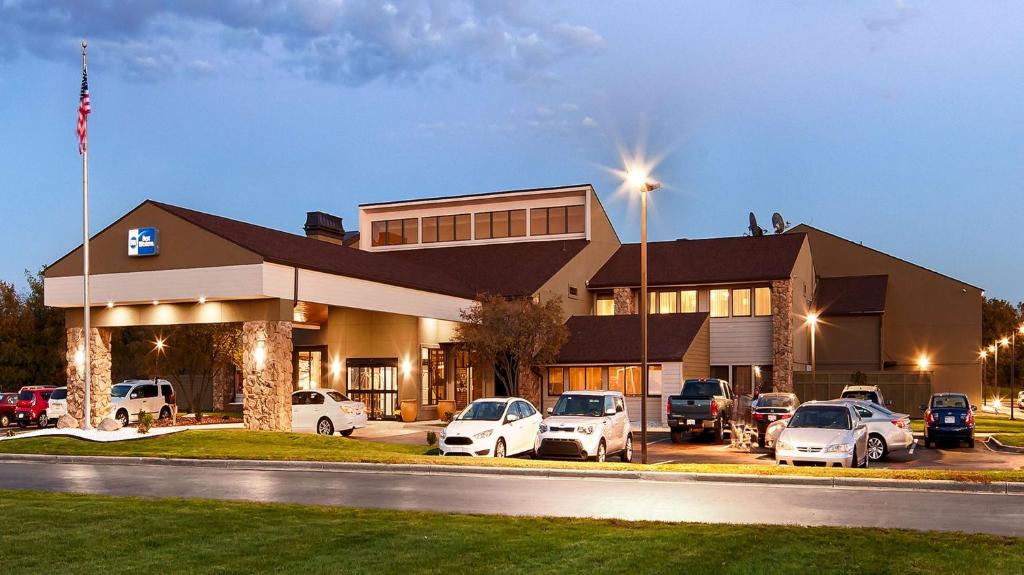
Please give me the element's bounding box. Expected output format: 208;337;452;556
806;312;819;386
916;354;930;371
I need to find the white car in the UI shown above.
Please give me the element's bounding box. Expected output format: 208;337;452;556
775;401;870;468
537;390;633;462
440;397;541;458
837;398;914;462
47;387;68;421
110;379;176;427
291;389;364;436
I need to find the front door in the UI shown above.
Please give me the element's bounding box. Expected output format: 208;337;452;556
346;360;399;420
294;346;327;391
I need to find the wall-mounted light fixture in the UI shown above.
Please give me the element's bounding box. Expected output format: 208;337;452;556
401;358;412;377
254;338;267;370
332;357;342;379
74;344;85;372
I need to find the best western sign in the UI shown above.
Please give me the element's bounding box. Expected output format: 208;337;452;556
128;227;159;257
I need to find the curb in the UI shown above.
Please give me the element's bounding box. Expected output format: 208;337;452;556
0;453;1021;495
986;436;1024;454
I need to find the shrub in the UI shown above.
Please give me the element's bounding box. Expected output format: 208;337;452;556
426;431;438;446
137;411;154;434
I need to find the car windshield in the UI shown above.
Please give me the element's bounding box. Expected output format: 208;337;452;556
757;395;794;408
111;384;133;398
842;391;878;403
932;395;968;409
17;391;34;401
326;391;347;403
50;388;67;400
788;406;852;430
457;402;506;421
552;395;605;417
681;380;724;396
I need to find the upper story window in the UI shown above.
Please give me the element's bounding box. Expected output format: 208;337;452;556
732;288;752;317
710;289;730;318
422;214;471;243
754;287;772;316
680;290;697;313
475;209;526;240
529;205;585;236
595;294;614;316
371;218;418;246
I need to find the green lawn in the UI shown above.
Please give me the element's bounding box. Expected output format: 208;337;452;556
911;413;1024;434
993;434;1024;447
2;429;1023;483
0;490;1021;574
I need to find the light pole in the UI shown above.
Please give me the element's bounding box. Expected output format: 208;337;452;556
1012;327;1023;420
996;338;1009;411
979;350;988;406
806;312;819;386
626;167;660;464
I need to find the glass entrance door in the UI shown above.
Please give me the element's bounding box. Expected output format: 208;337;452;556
294;346;327;391
347;359;399;420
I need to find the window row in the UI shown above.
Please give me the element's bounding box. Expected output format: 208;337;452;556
530;205;585;236
547;365;662;397
422;214;472;243
475;209;526;239
371;218;418;246
593;287;772;317
371;204;586;246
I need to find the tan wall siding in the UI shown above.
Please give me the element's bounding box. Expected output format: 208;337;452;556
790;238;815;370
709;317;772;365
682;320;711;382
817;315;882;371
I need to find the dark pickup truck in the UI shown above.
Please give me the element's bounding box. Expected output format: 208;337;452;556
667;378;733;443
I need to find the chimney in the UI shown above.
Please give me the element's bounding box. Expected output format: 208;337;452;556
304;211;346;245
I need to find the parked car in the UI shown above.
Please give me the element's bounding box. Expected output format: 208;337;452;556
751;392;799;448
836;398;913;462
0;392;18;427
921;393;976;449
440;397;541;458
839;385;891;408
14;386;56;428
536;390;632;462
291;389;360;436
775;401;870;468
1017;391;1024;410
764;418;788;453
109;379;176;427
47;387;69;422
326;391;368;432
667;378;734;443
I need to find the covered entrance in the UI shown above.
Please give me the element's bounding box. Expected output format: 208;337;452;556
346;358;399;420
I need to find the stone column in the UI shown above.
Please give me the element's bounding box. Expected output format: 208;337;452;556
771;279;794;392
241;320;293;431
613;287;636;315
65;327;113;428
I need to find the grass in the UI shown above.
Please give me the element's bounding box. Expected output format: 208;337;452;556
910;413;1024;434
0;490;1021;574
2;429;1023;483
993;434;1024;447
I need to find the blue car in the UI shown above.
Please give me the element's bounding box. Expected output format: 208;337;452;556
921;393;976;449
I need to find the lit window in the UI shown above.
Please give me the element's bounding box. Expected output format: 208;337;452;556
648;292;658;314
648;365;662;396
679;290;697;313
755;287;772;316
608;366;642;396
732;288;751;317
568;367;586;391
586;367;603;390
548;368;565;395
595;296;614;316
659;291;677;314
710;289;730;317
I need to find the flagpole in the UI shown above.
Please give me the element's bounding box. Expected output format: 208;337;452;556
81;40;92;430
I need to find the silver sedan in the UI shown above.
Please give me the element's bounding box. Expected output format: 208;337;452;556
836;399;915;462
775;401;870;468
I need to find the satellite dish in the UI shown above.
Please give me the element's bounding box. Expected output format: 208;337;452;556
748;212;765;237
772;212;789;234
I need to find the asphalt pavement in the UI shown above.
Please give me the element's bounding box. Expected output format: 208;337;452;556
2;460;1023;536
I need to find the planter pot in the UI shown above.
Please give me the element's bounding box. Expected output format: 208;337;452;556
437;399;457;422
400;400;418;423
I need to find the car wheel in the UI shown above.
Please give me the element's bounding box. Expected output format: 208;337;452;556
670;429;683;444
968;438;975;449
37;412;48;428
116;410;129;427
621;434;633;462
757;435;766;449
494;438;506;458
713;419;724;443
594;440;607;463
0;414;9;427
851;447;858;468
316;417;335;436
340;428;354;437
867;434;887;462
159;407;171;420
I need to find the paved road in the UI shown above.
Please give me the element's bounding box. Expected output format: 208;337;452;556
2;461;1023;536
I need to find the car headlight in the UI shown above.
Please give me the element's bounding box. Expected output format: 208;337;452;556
825;443;853;453
776;440;793;451
577;425;594;434
539;424;548;433
440;428;447;439
473;429;493;440
341;406;354;414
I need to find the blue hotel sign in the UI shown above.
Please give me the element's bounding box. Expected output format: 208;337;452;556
128;227;159;257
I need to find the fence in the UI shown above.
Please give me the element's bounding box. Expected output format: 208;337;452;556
793;371;932;418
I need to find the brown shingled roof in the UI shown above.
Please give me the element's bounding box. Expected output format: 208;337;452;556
588;234;806;289
814;275;888;315
151;201;584;300
555;313;709;363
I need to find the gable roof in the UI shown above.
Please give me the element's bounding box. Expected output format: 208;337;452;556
554;313;709;363
588;234;807;289
814;275;888;316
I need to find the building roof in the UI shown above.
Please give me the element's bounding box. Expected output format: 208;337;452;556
359;183;592;208
151;201;581;300
814;275;889;316
554;313;709;364
587;234;807;289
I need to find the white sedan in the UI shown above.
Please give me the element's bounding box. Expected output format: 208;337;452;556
776;401;870;468
291;389;365;436
440;397;541;458
837;398;915;462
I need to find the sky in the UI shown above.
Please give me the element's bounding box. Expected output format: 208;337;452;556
1;1;1022;300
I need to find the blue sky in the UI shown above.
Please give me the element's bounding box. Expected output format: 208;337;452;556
1;1;1022;300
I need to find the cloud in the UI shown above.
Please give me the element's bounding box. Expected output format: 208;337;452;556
581;116;597;127
0;0;604;85
863;2;921;34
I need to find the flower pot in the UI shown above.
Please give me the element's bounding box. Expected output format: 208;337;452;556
400;400;418;423
437;399;457;422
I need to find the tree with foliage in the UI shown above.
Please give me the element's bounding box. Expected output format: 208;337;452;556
982;297;1024;398
454;294;568;398
0;270;66;391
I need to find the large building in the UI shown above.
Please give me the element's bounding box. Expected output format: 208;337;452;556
44;184;982;428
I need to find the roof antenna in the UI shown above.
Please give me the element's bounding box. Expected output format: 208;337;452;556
748;212;765;237
771;212;789;234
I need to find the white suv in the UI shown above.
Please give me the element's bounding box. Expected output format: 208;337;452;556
47;387;69;421
110;379;176;427
537;390;633;462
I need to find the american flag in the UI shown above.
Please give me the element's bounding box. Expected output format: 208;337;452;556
77;65;91;154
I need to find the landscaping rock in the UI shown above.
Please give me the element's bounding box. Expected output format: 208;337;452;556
56;415;79;429
97;417;123;432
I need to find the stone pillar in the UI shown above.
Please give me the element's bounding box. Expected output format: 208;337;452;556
65;327;113;428
518;365;541;409
212;361;235;412
241;320;293;431
613;287;636;315
771;279;794;392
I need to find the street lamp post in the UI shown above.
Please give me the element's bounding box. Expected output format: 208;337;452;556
807;312;819;386
979;350;988;406
1012;327;1023;420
